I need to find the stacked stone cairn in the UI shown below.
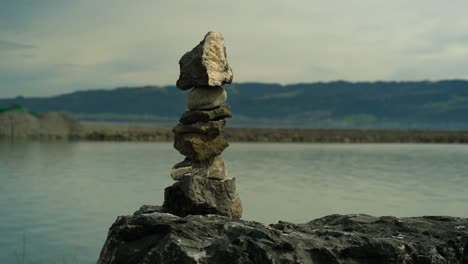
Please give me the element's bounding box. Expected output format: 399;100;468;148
162;32;242;219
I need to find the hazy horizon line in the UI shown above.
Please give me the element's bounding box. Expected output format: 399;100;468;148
2;78;468;100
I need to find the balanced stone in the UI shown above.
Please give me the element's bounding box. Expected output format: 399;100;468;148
176;31;233;90
163;176;242;218
180;104;232;124
167;31;241;220
173;120;225;137
187;86;227;110
171;156;227;180
174;133;228;161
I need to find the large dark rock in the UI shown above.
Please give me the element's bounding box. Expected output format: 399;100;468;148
98;207;468;264
163;176;242;219
179;104;232;124
174;132;229;161
176;31;233;90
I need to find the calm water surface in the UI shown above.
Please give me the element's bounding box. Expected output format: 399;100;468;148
1;142;468;263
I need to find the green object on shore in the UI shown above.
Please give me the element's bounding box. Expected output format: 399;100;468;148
0;104;39;117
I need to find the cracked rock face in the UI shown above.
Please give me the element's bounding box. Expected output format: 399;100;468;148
163;177;242;218
98;207;468;264
176;31;233;90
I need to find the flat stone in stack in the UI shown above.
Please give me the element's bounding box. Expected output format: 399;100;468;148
187;86;227;110
171;156;227;180
174;132;229;161
179;104;232;124
162;31;242;219
173;120;226;136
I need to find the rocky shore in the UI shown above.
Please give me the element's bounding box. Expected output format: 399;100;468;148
98;205;468;264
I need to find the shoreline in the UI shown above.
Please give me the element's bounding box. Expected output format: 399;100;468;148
77;123;468;143
2;122;468;143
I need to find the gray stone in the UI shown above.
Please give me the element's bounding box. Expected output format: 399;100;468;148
173;120;225;137
204;155;227;180
174;132;228;161
187;86;227;110
163;176;242;219
176;31;233;90
98;209;468;264
170;159;193;181
180;104;232;124
171;156;227;180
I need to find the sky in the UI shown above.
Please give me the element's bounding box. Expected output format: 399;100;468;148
1;0;468;97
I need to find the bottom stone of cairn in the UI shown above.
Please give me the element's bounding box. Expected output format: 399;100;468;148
163;176;242;219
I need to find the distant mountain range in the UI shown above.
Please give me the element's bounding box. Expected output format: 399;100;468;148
1;80;468;129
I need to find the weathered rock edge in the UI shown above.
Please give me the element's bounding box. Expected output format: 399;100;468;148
176;32;233;90
98;205;468;264
163;176;241;219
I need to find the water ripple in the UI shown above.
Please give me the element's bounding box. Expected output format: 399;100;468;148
1;142;468;263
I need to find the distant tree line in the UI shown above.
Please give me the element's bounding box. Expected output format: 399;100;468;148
1;81;468;129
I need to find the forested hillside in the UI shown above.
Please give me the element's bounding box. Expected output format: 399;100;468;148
2;80;468;129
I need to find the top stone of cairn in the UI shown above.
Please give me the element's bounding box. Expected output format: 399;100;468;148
176;31;233;90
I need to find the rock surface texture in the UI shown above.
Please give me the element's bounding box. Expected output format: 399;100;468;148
171;156;227;180
179;104;232;124
187;86;227;110
164;177;242;218
164;31;241;218
98;205;468;264
176;32;233;90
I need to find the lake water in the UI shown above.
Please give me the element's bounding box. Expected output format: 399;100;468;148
1;142;468;263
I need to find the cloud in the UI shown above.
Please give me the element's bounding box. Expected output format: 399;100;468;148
1;0;468;97
0;40;36;51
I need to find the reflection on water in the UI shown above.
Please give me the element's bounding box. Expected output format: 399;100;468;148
1;142;468;263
